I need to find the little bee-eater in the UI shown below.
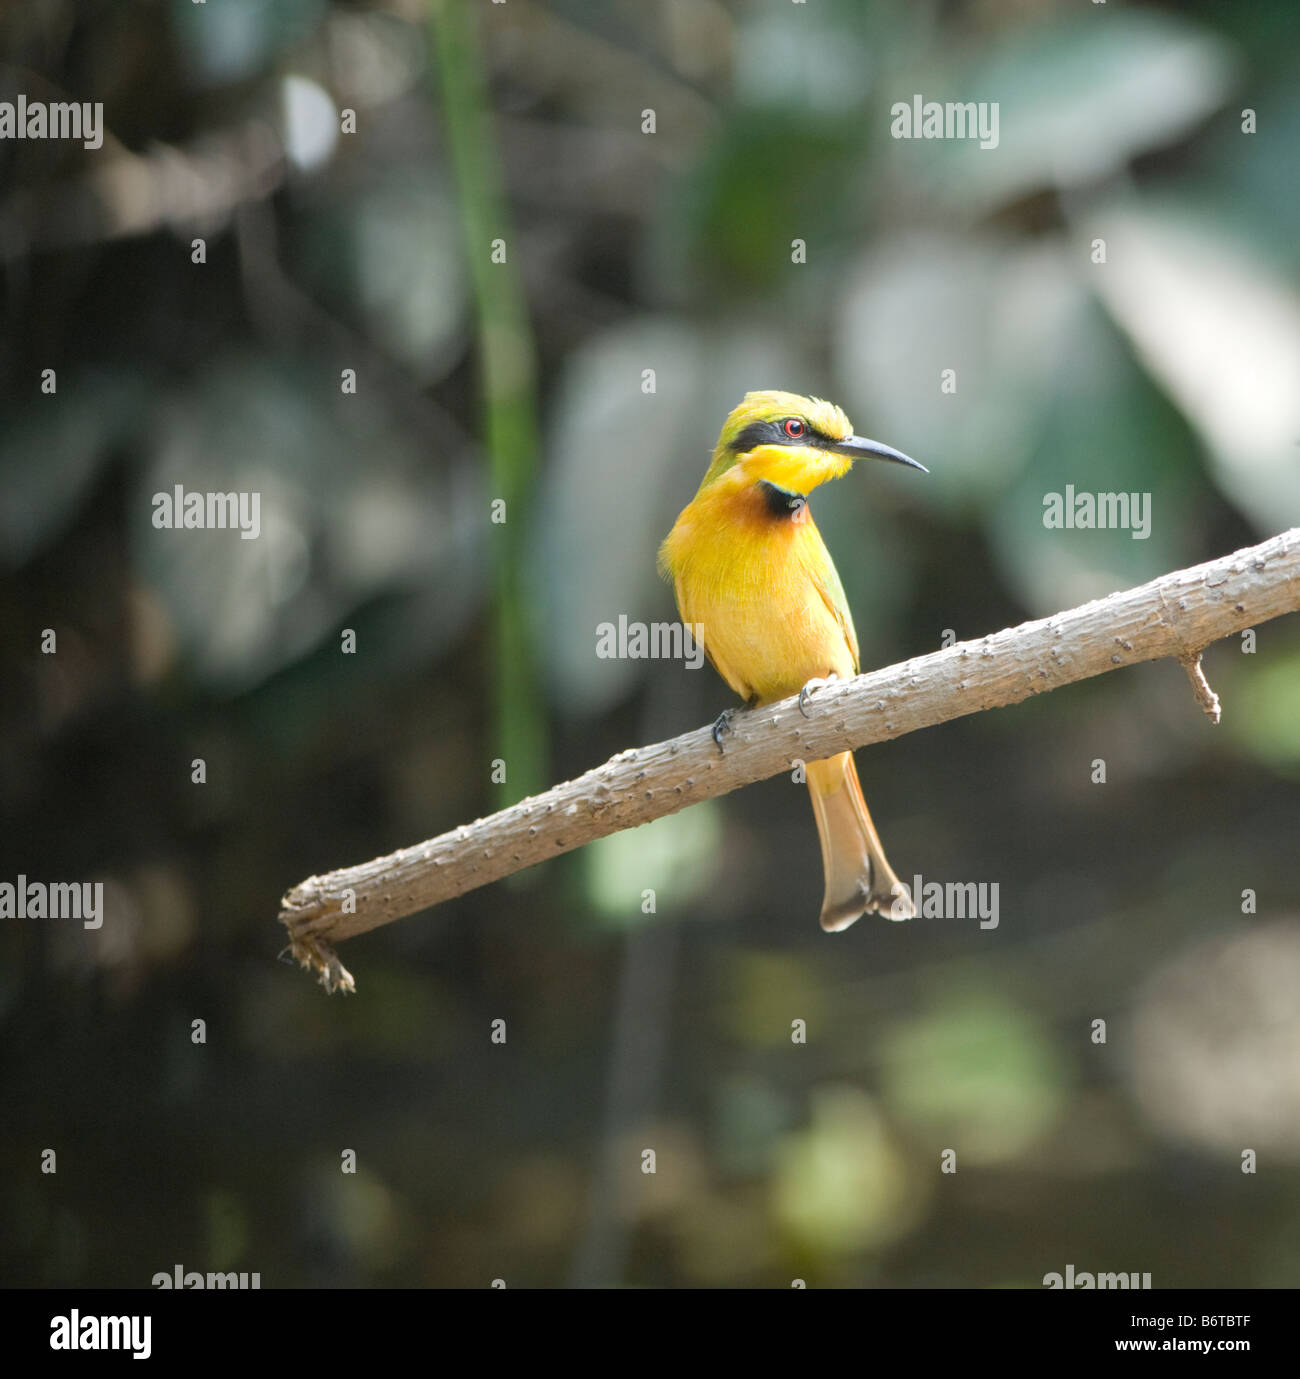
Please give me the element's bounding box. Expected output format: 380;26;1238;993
659;391;927;930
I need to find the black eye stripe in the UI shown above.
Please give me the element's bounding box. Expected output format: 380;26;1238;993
728;420;782;451
729;418;834;452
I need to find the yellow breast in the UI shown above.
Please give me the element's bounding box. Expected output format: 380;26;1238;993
659;473;856;704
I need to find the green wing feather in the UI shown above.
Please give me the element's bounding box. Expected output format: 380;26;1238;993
813;554;860;673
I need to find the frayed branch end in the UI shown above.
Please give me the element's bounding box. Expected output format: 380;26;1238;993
281;934;356;995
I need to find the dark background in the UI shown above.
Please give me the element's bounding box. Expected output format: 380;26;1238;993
2;0;1298;1288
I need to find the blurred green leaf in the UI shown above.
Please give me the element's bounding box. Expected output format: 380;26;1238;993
585;803;722;926
879;991;1068;1165
0;371;148;568
1228;645;1300;770
134;354;483;689
650;110;863;302
986;298;1209;614
836;234;1083;514
292;175;468;382
904;11;1236;211
172;0;326;86
771;1086;924;1253
721;950;826;1049
1087;202;1300;535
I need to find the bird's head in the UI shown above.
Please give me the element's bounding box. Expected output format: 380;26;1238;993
697;390;926;496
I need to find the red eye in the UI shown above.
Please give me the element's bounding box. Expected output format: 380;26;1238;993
783;418;805;438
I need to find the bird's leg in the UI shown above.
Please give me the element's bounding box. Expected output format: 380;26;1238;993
712;696;759;753
798;672;840;717
711;709;735;751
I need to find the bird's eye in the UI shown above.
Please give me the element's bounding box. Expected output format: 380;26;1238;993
783;418;805;438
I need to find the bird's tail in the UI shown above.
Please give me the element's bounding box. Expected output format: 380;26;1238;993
805;751;914;931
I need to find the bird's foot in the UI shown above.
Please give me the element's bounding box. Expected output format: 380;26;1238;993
798;673;840;717
712;698;758;753
712;707;738;753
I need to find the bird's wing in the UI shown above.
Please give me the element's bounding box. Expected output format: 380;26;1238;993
812;556;860;674
673;575;754;701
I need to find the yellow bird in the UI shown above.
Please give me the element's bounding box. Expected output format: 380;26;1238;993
659;390;926;930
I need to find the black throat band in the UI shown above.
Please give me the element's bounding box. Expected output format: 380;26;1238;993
757;480;808;519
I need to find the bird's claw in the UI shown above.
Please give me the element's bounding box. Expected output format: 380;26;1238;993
712;708;736;753
798;673;839;717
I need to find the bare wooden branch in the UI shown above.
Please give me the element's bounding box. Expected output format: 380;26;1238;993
281;528;1300;992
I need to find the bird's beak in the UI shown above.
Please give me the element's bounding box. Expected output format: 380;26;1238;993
829;434;929;474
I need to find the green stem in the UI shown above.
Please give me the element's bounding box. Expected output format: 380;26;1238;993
429;0;545;803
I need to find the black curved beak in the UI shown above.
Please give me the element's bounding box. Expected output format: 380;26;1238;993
828;434;928;473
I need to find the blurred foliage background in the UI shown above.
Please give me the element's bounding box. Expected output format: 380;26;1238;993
2;0;1299;1288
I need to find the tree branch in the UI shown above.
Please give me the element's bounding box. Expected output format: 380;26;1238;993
280;528;1300;993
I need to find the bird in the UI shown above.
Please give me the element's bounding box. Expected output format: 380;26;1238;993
658;390;926;931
